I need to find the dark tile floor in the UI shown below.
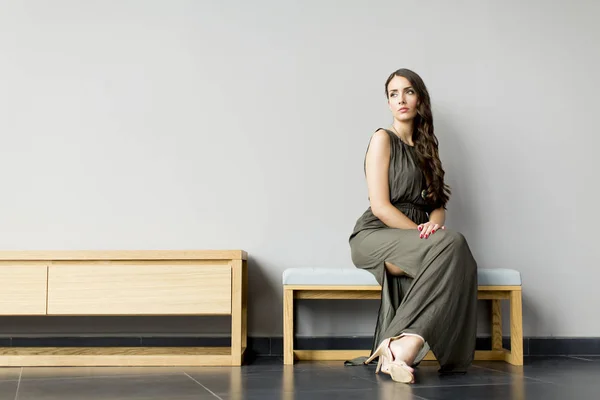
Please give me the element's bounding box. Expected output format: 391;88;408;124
1;355;598;399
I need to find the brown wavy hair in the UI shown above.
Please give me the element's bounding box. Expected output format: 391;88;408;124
385;68;451;209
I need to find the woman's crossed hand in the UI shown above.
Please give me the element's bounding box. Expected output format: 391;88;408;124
417;222;445;239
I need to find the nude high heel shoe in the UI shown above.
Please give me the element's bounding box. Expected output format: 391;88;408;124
365;335;415;383
388;360;414;384
365;338;393;374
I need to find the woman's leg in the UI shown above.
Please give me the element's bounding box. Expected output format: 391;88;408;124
354;228;478;371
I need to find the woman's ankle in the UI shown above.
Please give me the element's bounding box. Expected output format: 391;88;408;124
390;336;424;365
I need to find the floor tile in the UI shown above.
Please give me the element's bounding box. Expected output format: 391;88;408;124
187;365;379;395
184;360;333;378
221;387;420;400
474;356;600;386
21;366;183;381
15;374;215;400
568;355;600;361
412;381;599;400
0;367;22;382
0;380;19;400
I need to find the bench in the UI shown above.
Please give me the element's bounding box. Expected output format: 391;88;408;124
283;267;523;366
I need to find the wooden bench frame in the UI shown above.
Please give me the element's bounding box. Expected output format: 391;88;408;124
0;250;248;367
283;284;523;366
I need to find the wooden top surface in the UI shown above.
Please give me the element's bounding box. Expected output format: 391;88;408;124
0;250;247;261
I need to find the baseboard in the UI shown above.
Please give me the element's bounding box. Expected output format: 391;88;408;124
1;336;598;357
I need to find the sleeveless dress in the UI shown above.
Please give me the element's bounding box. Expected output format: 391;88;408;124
348;128;478;373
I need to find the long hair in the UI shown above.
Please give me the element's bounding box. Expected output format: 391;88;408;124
385;68;451;209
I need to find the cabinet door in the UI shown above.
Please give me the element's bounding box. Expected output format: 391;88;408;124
0;265;48;315
47;263;231;315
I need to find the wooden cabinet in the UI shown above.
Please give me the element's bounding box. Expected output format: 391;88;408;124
0;250;247;367
47;263;232;315
0;265;47;315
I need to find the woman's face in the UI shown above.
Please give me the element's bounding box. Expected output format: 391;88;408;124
387;75;418;122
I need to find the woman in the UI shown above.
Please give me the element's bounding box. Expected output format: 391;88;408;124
348;68;478;383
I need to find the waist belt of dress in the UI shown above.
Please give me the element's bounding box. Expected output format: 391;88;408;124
393;202;429;212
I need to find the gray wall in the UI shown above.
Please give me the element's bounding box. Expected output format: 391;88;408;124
0;0;598;338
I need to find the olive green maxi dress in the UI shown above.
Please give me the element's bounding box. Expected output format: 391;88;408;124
348;128;478;373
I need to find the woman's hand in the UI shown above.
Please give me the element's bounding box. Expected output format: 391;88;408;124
417;222;445;239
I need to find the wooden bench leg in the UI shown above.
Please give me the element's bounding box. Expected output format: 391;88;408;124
283;288;294;365
231;260;244;366
491;299;503;351
242;260;248;351
505;290;523;365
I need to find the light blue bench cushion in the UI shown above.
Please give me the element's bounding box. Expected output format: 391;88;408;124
282;267;521;286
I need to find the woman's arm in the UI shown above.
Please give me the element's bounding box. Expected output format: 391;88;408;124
428;207;446;226
365;130;419;230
